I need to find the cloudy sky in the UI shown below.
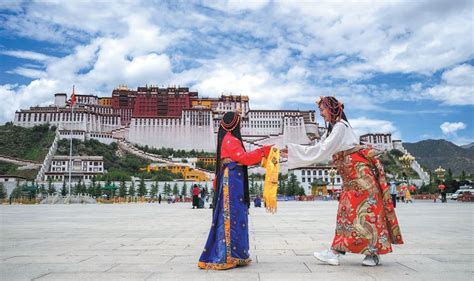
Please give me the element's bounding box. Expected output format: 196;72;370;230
0;0;473;144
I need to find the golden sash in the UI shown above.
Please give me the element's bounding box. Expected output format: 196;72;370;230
261;147;280;214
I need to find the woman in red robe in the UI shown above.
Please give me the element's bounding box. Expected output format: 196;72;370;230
283;96;403;266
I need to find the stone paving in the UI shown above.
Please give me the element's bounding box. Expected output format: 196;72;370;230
0;200;473;280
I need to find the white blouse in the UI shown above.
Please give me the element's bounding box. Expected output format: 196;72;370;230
287;120;359;169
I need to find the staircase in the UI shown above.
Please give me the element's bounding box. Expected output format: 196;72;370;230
394;145;430;186
36;129;61;183
116;139;214;180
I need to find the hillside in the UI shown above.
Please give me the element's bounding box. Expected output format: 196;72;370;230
0;123;56;161
404;139;474;176
56;139;151;177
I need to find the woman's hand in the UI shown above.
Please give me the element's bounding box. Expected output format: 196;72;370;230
280;146;288;158
262;144;274;157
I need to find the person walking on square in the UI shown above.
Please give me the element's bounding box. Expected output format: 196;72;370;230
198;111;272;270
282;96;403;266
192;184;200;209
158;193;162;204
390;181;398;208
405;189;413;203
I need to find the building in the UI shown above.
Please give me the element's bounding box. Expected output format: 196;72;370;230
360;133;394;151
14;85;320;152
290;166;342;195
45;155;104;182
197;157;216;166
0;175;29;197
140;163;209;181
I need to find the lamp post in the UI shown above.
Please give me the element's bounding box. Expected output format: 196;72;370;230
435;166;446;202
399;152;415;188
329;167;337;196
435;166;446;183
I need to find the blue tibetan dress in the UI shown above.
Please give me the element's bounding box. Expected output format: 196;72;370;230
198;162;251;269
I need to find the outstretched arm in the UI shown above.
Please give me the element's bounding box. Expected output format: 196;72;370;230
225;137;272;166
287;123;345;169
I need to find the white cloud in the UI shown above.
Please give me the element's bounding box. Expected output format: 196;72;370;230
422;64;474;105
349;117;401;139
440;122;466;135
6;67;47;79
203;0;270;13
1;50;54;62
0;80;58;123
0;0;472;127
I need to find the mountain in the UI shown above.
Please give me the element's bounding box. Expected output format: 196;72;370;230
460;142;474;149
461;142;474;154
403;139;474;176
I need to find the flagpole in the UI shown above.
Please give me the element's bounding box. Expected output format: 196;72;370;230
68;85;75;197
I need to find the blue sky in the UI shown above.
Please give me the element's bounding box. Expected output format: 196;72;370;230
0;0;473;144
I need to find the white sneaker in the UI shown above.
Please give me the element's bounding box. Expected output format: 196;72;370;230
362;255;381;266
313;249;340;266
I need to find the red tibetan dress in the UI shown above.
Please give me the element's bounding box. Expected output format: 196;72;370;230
288;120;403;255
198;132;269;270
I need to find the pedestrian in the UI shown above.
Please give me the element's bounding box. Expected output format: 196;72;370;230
198;111;272;270
405;189;413;203
158;193;162;204
390;181;397;208
282;96;403;266
192;184;200;209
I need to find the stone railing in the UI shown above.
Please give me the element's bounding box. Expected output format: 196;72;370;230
36;129;61;183
395;145;430;185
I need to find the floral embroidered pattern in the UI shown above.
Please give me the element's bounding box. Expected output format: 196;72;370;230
331;147;404;255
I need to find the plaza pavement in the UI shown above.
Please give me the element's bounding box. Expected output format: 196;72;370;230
0;200;472;281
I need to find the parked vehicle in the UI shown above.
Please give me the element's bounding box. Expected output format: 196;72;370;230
451;185;473;200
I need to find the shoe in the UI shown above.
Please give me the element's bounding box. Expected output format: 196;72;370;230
362;255;381;266
313;249;340;266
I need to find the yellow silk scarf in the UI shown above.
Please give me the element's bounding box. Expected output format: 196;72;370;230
261;147;280;214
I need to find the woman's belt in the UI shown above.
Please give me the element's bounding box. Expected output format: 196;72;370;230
221;158;243;166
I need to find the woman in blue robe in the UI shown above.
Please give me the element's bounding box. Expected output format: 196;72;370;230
198;111;271;270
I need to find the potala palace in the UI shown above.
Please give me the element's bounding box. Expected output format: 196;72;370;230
13;85;320;151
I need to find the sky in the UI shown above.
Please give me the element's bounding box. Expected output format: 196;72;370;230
0;0;473;145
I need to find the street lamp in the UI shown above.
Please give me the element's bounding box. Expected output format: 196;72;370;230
399;153;415;186
435;166;446;183
329;167;337;193
435;166;446;202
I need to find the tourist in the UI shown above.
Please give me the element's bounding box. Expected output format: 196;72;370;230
281;96;403;266
390;181;398;208
198;111;272;270
158;193;162;204
254;195;262;207
399;188;405;203
405;189;413;203
192;184;200;209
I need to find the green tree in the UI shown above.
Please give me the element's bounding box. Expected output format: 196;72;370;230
258;182;263;196
61;180;67;196
286;174;301;196
172;183;179;195
249;175;257;195
460;170;466;182
150;182;158;198
128;181;136;197
96;182;103;197
138;177;147;197
164;183;171;195
297;186;306;196
180;183;187;197
39;183;46;195
0;183;7;199
47;179;56;194
118;180;127;198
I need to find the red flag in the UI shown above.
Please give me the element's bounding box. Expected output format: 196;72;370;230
71;85;76;107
